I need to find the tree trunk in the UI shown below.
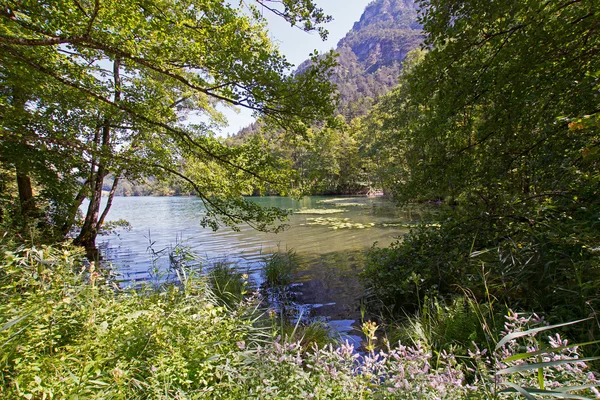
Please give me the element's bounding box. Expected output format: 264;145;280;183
74;123;109;251
11;86;39;221
61;179;89;236
97;174;119;229
16;166;37;220
75;57;121;253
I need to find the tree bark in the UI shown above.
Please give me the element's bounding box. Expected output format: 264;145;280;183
97;174;119;230
16;166;37;220
74;122;109;250
11;86;39;221
75;57;121;253
61;179;89;236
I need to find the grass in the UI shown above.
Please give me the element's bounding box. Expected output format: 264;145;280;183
263;249;299;287
207;260;251;308
1;243;598;399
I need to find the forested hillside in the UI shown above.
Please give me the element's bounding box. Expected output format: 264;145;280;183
332;0;422;119
234;0;423;195
106;0;421;196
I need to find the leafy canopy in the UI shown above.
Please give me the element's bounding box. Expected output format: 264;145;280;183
0;0;337;237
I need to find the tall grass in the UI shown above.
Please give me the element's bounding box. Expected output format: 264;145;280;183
263;249;298;287
1;244;598;399
207;260;251;308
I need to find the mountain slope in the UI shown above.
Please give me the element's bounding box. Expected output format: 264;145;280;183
238;0;423;138
322;0;422;118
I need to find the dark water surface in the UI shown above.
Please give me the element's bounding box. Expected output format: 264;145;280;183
96;196;423;344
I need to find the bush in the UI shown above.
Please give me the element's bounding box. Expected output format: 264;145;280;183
362;203;600;330
0;244;256;398
362;217;494;315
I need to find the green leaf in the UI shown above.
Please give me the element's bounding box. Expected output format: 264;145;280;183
500;382;538;399
503;340;600;362
497;357;600;375
499;385;596;399
495;318;592;350
0;312;31;332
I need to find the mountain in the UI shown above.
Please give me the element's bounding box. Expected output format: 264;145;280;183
236;0;423;138
316;0;423;119
113;0;424;197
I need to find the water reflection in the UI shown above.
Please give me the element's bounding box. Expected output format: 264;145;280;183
95;196;430;345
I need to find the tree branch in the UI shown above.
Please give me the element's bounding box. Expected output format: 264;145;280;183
2;44;278;185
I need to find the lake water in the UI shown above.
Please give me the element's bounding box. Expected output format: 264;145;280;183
96;196;424;345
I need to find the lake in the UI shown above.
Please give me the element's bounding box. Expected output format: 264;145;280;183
96;196;424;345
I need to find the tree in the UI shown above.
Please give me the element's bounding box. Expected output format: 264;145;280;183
374;0;600;205
361;0;600;319
0;0;337;250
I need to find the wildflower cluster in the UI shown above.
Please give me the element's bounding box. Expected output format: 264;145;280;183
225;337;473;399
469;311;600;398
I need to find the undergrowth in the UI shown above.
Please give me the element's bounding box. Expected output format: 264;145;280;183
1;244;599;399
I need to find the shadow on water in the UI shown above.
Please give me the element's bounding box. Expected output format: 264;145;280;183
91;196;441;348
290;249;370;348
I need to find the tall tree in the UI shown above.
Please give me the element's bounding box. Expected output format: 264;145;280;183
0;0;337;249
375;0;600;205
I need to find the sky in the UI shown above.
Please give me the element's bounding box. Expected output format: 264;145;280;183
217;0;373;137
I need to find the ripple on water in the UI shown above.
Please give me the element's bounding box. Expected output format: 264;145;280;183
91;196;419;341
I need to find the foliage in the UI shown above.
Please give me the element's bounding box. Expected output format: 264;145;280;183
207;261;251;309
357;3;600;387
0;244;257;399
263;249;299;287
1;244;599;399
371;0;600;205
387;296;502;361
363;205;600;331
305;216;374;229
477;312;600;399
0;0;337;248
363;218;484;315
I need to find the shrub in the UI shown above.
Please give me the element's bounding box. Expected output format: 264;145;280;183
362;218;493;315
1;244;597;399
362;203;600;330
0;244;256;399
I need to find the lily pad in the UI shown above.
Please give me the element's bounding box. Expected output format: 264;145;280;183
295;209;346;215
305;217;374;230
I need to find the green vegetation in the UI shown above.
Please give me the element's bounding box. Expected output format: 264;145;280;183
263;250;299;288
305;217;374;229
0;0;336;250
3;244;598;399
207;261;251;309
295;208;346;215
2;0;600;397
356;3;600;396
361;0;600;324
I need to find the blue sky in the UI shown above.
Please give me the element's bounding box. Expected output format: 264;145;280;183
217;0;372;137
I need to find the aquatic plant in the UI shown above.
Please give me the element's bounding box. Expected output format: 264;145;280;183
207;260;251;308
263;249;299;287
304;217;375;229
295;208;347;214
318;198;358;204
317;198;371;207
